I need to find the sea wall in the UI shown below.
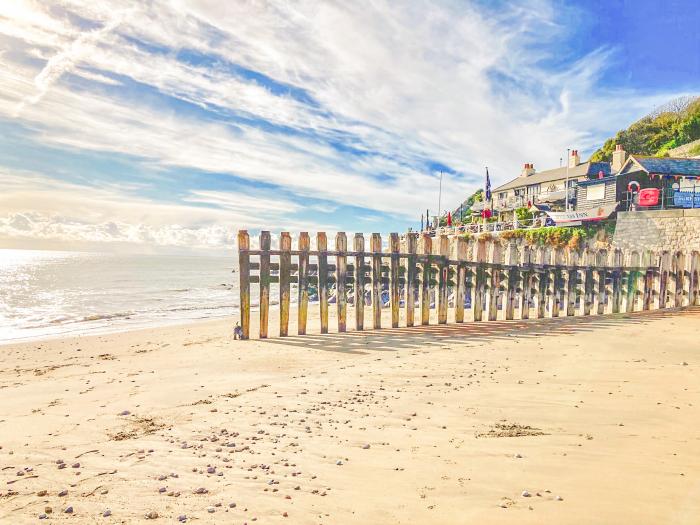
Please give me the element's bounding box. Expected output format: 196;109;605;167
613;209;700;253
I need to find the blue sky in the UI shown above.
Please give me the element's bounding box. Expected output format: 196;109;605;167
0;0;698;253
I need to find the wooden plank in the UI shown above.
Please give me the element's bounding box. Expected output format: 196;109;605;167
520;246;531;320
596;267;607;315
455;237;467;323
406;233;418;327
297;232;310;335
474;264;486;321
644;268;654;311
472;239;487;322
623;252;638;313
437;234;449;324
549;249;559;318
658;252;669;309
674;253;685;308
354;234;365;330
691;252;700;306
503;243;517;321
317;232;329;334
487;243;502;322
564;249;577;316
279;232;291;336
259;231;271;339
389;233;400;328
237;230;250;340
335;233;348;332
535;248;547;319
371;233;382;329
420;233;432;325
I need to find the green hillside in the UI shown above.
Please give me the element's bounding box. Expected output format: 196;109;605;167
590;95;700;161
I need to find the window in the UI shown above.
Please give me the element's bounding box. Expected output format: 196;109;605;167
586;183;605;201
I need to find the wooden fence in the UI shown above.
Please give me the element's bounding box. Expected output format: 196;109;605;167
236;230;700;340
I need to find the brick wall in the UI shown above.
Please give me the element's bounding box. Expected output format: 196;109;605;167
613;209;700;252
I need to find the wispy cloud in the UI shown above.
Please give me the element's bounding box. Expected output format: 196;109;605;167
0;0;693;250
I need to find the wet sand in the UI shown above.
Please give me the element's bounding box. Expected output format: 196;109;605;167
1;307;700;523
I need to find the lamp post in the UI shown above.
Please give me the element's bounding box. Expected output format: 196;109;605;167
437;170;443;225
565;148;570;211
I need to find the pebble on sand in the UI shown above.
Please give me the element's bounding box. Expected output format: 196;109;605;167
146;510;159;519
103;509;112;517
521;490;531;498
64;506;74;514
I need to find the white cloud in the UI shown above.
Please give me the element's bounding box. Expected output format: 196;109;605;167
0;170;336;250
0;0;693;250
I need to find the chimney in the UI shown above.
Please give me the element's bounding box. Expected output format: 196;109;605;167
612;144;627;173
520;163;536;177
568;149;580;168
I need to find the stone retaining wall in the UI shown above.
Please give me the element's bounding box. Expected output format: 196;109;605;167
613;209;700;252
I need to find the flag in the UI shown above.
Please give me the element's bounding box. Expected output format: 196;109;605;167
447;211;452;227
485;167;492;201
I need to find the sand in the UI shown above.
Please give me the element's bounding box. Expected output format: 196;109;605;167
1;307;700;524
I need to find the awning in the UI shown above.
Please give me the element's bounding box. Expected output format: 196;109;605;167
537;190;566;203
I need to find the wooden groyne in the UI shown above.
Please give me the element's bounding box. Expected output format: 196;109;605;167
236;230;700;340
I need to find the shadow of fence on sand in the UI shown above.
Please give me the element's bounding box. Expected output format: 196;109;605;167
258;307;700;355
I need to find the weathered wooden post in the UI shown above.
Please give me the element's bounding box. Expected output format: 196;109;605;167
455;236;468;323
504;242;519;320
237;230;251;340
520;245;532;320
335;232;348;332
595;250;607;315
488;242;502;321
406;233;418;327
658;251;670;309
420;233;432;325
390;233;400;328
473;238;487;321
581;248;594;316
536;246;548;319
691;251;700;306
642;250;654;311
297;232;310;335
279;232;292;336
565;248;578;316
259;231;271;338
354;233;366;330
623;251;639;313
611;248;623;314
437;234;449;324
317;232;329;334
371;233;382;329
549;247;561;318
673;252;685;308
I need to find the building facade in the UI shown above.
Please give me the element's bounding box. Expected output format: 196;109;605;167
492;150;612;220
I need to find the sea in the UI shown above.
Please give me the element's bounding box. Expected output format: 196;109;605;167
0;249;248;344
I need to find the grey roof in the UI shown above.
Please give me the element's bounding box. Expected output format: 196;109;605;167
621;155;700;177
492;161;612;193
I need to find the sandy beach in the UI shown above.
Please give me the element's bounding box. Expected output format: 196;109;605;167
1;307;700;524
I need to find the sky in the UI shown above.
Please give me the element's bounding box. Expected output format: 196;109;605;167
0;0;698;254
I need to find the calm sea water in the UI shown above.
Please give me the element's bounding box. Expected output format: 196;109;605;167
0;249;246;343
